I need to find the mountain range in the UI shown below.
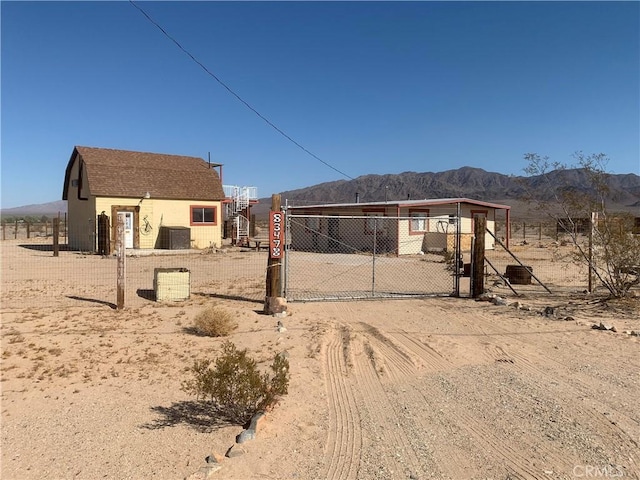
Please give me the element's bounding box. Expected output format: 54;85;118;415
252;166;640;220
2;167;639;221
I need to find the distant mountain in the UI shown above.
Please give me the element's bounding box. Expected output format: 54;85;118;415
0;200;67;218
3;167;638;222
253;167;640;221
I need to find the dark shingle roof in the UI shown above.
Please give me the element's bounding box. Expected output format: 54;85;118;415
63;146;226;201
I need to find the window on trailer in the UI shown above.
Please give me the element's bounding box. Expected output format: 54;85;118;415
409;209;429;234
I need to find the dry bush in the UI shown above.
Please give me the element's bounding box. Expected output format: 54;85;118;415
192;306;237;337
182;341;290;424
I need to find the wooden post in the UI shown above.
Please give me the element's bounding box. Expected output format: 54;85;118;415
53;218;60;257
116;213;126;310
26;222;30;239
471;216;486;298
264;194;284;314
14;220;18;239
588;212;595;293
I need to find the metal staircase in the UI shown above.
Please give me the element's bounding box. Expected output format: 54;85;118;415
223;185;258;243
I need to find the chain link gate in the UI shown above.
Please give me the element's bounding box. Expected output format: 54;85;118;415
284;213;461;301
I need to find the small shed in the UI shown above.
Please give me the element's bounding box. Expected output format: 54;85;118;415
62;146;226;253
287;198;511;255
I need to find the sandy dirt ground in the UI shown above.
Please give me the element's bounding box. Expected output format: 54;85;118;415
1;239;639;480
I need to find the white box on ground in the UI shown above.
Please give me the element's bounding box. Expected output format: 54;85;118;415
154;268;190;301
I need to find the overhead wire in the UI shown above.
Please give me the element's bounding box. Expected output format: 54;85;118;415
128;1;355;181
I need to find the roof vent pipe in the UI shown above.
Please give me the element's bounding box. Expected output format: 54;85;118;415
355;192;360;203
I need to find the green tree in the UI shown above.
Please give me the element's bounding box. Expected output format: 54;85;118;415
524;152;639;298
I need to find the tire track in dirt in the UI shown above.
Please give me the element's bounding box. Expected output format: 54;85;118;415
358;321;599;478
453;405;562;479
355;322;571;477
470;321;640;476
384;381;475;480
493;348;640;476
353;322;500;478
349;334;428;479
387;331;452;372
318;302;639;478
321;325;362;480
400;369;578;479
356;323;416;380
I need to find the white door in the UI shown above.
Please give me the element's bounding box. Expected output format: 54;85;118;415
118;211;134;248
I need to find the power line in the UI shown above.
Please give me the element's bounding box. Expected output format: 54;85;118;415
129;1;354;181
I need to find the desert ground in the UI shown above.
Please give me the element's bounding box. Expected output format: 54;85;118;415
1;237;639;480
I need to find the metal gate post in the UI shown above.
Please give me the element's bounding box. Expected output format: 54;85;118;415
284;201;290;300
453;203;461;297
371;218;377;296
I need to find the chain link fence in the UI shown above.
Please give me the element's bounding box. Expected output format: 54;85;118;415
1;219;269;310
1;214;602;310
284;214;460;301
485;226;591;295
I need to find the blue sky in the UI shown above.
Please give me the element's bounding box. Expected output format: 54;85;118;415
1;1;639;209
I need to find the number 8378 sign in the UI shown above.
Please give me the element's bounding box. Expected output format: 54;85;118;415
269;211;284;259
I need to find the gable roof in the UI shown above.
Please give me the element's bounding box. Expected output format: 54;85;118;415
63;146;226;201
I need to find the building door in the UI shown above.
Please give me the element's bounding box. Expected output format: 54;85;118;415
118;211;134;248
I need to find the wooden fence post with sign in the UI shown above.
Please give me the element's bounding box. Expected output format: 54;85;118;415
264;194;286;315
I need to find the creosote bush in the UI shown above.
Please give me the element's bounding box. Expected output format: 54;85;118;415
182;341;290;424
192;306;237;337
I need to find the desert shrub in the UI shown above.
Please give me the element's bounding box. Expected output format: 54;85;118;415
192;306;237;337
182;341;290;424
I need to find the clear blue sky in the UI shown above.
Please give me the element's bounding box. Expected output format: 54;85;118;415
2;1;639;209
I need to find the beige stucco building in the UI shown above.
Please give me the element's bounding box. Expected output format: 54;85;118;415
62;146;226;253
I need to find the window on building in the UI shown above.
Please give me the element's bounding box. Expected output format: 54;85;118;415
191;206;217;225
409;209;429;234
364;209;385;234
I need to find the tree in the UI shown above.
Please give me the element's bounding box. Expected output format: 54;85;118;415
524;152;640;298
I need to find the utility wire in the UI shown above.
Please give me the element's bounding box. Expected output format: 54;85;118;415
129;1;354;181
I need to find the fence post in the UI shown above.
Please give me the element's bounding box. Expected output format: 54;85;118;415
14;220;18;239
264;194;284;314
588;212;595;293
471;216;486;298
53;218;60;257
116;213;126;310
